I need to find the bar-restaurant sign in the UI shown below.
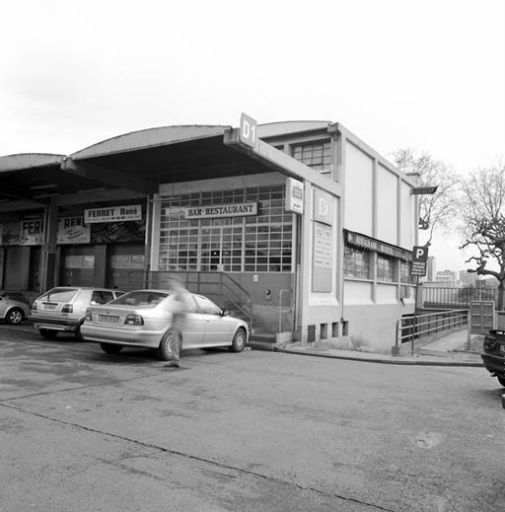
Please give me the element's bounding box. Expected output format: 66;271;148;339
184;202;257;219
84;204;142;224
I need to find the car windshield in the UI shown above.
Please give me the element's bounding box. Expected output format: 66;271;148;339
41;288;78;303
109;291;169;306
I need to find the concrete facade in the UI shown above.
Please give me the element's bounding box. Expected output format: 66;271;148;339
0;117;420;351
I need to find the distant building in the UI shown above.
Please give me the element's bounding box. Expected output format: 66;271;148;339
476;277;499;288
436;269;457;287
459;270;476;287
426;256;436;281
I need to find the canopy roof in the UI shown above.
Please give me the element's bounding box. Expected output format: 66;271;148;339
0;125;287;210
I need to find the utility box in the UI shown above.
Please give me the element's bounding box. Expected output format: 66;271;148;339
470;301;495;334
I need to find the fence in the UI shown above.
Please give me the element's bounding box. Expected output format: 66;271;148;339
394;309;468;355
422;287;498;309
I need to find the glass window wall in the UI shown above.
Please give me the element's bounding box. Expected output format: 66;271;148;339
159;186;293;272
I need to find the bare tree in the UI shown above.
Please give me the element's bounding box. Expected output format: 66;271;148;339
460;162;505;309
392;148;459;245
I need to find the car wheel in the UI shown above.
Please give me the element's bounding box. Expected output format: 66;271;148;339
39;328;59;340
497;376;505;387
229;328;246;352
5;308;24;325
100;343;123;355
157;330;182;361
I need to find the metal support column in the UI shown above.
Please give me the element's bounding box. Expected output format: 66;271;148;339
39;199;58;292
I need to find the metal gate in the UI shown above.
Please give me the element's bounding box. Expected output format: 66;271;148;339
470;301;495;334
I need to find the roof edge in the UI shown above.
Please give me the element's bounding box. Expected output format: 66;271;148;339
0;153;65;172
70;125;231;160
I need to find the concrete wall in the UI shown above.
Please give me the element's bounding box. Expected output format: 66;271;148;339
343;302;412;353
400;181;416;249
376;164;398;245
344;142;373;236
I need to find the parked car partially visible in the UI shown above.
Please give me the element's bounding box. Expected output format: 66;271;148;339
30;287;124;340
80;289;248;360
482;329;505;387
0;292;30;325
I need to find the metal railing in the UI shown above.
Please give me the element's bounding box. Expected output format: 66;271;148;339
125;270;253;329
422;286;498;309
394;309;468;355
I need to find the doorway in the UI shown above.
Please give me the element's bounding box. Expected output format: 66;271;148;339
200;226;242;272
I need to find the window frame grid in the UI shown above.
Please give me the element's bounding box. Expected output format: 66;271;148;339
159;186;293;273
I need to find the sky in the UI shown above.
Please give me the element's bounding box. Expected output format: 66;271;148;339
1;0;504;271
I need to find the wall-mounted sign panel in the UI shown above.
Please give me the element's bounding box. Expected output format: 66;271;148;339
184;203;257;219
57;217;91;244
313;188;333;225
345;229;412;261
84;204;142;224
20;219;44;246
1;222;21;246
285;177;304;214
312;222;333;292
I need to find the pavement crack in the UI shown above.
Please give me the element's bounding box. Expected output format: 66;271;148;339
1;401;398;512
0;372;164;402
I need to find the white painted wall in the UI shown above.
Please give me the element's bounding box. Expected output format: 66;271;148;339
344;142;373;236
400;181;416;249
376;164;398;245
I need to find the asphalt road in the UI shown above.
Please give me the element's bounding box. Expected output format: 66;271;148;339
1;324;505;512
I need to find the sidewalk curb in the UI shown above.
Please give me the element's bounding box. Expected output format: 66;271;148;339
274;346;483;367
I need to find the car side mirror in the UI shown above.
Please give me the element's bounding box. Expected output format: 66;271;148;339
221;309;228;317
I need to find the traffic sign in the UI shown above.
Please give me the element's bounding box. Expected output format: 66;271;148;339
412;245;428;262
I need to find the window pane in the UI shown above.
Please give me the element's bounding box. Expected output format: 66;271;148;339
344;245;370;279
377;255;395;282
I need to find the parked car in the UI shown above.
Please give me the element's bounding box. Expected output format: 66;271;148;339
80;289;248;360
482;329;505;387
0;292;30;325
30;287;124;340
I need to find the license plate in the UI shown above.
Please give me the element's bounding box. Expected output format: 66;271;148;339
42;304;57;310
99;315;119;323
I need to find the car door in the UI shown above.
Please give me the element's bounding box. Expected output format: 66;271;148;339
193;295;233;346
0;297;7;318
162;294;207;349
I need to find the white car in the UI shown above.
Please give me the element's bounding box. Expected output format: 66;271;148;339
0;293;30;325
30;287;124;340
80;289;249;360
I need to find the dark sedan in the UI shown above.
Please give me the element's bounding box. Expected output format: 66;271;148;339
482;329;505;387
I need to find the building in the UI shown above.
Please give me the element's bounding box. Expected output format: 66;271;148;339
426;256;437;282
436;269;457;287
459;270;476;288
0;117;421;351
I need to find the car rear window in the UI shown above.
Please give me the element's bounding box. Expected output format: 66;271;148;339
110;291;169;306
40;288;78;303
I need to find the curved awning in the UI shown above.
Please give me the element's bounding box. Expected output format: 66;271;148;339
0;153;65;172
70;125;230;159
